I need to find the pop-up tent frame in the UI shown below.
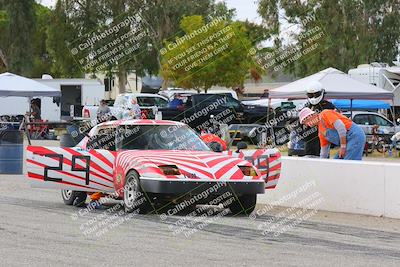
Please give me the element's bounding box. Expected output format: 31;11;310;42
268;67;395;118
0;72;61;144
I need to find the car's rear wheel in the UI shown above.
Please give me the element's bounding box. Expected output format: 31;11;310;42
124;171;153;214
61;190;87;206
228;194;257;215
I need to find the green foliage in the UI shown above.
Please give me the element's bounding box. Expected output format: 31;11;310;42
160;15;258;91
258;0;400;77
134;0;232;77
31;3;53;77
0;9;8;72
6;0;36;76
46;0;106;77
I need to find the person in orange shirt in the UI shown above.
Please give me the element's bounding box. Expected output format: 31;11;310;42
299;108;366;160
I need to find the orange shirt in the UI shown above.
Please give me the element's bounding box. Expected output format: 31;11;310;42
318;110;353;146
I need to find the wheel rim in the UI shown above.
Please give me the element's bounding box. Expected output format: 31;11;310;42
124;178;138;208
62;190;72;200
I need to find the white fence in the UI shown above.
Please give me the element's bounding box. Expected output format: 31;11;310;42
258;157;400;219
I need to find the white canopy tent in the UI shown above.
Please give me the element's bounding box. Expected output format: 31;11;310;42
269;68;394;100
0;72;61;97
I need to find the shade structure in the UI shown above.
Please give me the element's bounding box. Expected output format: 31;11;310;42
331;99;390;110
269;68;394;100
0;72;61;97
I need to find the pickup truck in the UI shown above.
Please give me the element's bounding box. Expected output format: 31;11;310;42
159;94;268;132
82;93;169;121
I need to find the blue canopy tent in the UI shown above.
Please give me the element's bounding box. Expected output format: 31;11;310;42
331;99;390;110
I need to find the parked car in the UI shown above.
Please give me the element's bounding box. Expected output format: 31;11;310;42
159;94;268;132
159;88;197;100
82;93;169;121
342;111;400;135
159;88;239;101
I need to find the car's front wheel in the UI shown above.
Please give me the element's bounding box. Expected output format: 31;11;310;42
228;194;257;215
61;190;87;206
124;171;153;214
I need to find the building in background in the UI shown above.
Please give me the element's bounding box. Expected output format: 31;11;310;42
86;72;142;100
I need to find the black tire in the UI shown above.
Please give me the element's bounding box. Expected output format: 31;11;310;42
61;190;87;206
376;140;386;153
123;171;153;214
228;194;257;215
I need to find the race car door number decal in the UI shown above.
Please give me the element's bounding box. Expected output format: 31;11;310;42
36;153;91;185
244;155;269;172
43;154;63;183
71;155;91;185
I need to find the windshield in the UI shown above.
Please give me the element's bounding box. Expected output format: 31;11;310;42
118;125;210;151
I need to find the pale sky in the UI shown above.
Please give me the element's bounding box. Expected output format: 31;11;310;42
38;0;260;22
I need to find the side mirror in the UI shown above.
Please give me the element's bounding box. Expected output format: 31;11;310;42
236;141;248;153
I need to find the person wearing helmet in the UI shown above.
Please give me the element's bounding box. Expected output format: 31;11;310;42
302;81;336;156
305;81;335;110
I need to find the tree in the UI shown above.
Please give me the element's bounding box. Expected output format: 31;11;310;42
0;1;57;77
45;0;229;92
46;0;106;78
31;3;53;77
133;0;235;88
5;0;36;76
160;15;258;92
258;0;400;76
0;5;8;72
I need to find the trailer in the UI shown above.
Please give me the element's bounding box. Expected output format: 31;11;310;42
0;77;105;122
348;63;400;108
34;78;105;120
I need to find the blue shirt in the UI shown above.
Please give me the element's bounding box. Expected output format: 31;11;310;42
169;98;183;109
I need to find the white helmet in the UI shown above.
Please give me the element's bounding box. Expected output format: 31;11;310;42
306;81;324;105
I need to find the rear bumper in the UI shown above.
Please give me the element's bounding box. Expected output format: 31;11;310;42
140;178;265;195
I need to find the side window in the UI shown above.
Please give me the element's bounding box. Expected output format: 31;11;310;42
371;115;393;127
137;97;154;107
155;97;168;107
222;96;241;109
353;115;370;125
87;127;116;151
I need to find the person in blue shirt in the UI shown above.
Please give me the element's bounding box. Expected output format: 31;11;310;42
168;94;184;109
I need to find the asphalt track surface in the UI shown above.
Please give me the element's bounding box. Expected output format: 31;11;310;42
1;172;400;267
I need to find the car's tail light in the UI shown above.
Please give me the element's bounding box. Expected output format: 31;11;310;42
159;165;181;175
238;166;258;176
83;108;90;118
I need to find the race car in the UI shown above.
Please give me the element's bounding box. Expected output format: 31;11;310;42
26;120;281;215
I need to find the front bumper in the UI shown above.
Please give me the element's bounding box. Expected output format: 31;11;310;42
140;178;265;195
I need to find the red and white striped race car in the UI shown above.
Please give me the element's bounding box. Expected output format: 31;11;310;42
26;120;281;215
